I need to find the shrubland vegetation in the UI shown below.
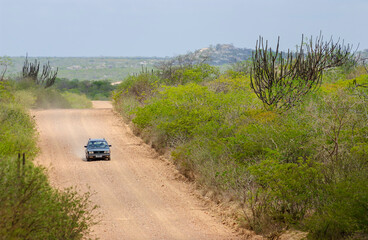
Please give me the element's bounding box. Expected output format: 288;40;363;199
7;57;92;109
0;58;98;239
113;36;368;239
4;56;117;103
54;78;116;100
0;80;98;239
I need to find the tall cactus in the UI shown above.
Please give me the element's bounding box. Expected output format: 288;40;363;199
22;55;58;88
250;34;355;110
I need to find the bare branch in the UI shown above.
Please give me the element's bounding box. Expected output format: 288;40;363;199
250;34;356;110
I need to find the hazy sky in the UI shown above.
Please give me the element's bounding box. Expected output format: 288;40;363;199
0;0;367;57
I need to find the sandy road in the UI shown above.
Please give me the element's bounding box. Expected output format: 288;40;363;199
32;101;242;240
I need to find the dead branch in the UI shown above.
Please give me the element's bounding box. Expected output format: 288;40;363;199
250;34;355;110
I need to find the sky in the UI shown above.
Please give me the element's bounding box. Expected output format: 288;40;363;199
0;0;367;57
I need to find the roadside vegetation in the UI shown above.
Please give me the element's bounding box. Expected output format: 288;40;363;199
0;58;98;239
113;35;368;239
54;78;116;100
13;57;92;109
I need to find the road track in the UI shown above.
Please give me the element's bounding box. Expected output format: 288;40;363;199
33;101;242;240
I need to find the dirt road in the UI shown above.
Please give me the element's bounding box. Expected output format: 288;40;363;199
33;101;242;240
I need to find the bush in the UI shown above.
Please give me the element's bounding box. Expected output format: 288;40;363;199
54;78;116;100
13;90;37;108
0;158;98;240
13;80;93;109
113;56;368;238
133;83;237;148
157;61;219;86
306;173;368;239
33;87;71;109
0;102;37;158
0;80;98;239
172;64;219;85
115;73;159;102
62;92;92;109
247;156;322;231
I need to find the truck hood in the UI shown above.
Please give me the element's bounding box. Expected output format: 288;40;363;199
88;148;109;151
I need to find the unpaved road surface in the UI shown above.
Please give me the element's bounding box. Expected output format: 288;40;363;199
33;101;242;240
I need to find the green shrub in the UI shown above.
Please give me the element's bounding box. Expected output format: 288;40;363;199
114;73;159;102
11;76;93;109
0;80;98;239
306;173;368;239
62;92;92;109
0;81;14;102
247;156;322;229
13;90;36;108
13;86;93;109
158;63;219;85
0;158;98;240
54;78;116;100
0;102;37;158
113;56;368;238
173;64;219;85
33;87;71;109
133;83;216;142
113;94;141;121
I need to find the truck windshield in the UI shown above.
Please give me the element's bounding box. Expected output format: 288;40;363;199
89;141;108;148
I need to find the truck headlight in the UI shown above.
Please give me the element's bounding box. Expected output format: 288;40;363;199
88;151;93;154
104;151;110;153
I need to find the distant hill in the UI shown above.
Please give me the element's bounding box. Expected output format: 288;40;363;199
189;44;253;65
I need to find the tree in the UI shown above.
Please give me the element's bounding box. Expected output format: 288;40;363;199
155;52;210;84
250;34;355;110
22;55;58;88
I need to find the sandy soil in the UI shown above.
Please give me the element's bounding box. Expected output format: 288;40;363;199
32;101;244;240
